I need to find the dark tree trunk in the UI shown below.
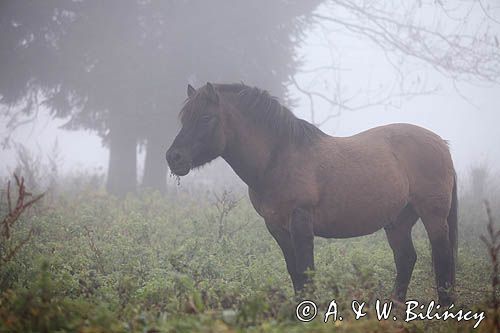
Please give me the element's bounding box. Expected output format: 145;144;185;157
142;133;167;192
106;119;137;195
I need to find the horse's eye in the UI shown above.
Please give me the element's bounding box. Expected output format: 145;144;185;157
201;115;212;123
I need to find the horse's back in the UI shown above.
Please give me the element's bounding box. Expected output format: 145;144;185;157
311;123;455;237
343;123;455;202
343;123;453;183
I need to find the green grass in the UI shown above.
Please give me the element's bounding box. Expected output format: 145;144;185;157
0;186;498;332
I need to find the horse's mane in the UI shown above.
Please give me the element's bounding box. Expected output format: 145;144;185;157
181;83;325;146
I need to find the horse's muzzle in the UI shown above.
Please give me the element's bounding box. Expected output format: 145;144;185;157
166;149;191;176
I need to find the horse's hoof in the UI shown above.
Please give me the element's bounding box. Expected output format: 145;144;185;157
391;298;406;308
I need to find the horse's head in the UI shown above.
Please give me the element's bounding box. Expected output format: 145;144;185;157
166;83;227;176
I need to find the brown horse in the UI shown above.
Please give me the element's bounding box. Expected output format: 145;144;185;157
166;82;458;305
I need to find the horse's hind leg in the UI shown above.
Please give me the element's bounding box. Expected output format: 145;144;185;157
419;207;455;305
385;205;419;302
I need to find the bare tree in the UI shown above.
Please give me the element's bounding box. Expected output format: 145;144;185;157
292;0;500;126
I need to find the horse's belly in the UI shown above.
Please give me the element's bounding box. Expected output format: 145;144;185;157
312;195;407;238
313;217;386;238
313;159;409;238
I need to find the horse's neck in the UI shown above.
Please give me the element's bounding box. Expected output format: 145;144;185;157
221;120;280;189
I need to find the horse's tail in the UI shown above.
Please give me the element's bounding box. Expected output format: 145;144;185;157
448;174;458;287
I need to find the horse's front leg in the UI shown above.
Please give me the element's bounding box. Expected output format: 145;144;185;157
265;219;301;291
290;207;315;292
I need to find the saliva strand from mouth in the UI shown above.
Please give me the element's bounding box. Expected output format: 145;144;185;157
168;171;181;186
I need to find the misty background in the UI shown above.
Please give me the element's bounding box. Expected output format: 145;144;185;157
1;1;499;195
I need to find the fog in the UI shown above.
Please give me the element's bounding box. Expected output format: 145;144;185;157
2;3;500;330
1;1;499;191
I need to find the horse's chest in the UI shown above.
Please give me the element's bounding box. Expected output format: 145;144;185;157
248;188;277;219
248;185;302;221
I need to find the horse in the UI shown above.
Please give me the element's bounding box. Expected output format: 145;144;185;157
166;82;458;305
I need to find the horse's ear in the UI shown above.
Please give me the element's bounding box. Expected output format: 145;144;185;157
187;84;196;98
205;82;219;104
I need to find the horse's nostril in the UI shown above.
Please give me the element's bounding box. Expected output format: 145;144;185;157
167;150;182;164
